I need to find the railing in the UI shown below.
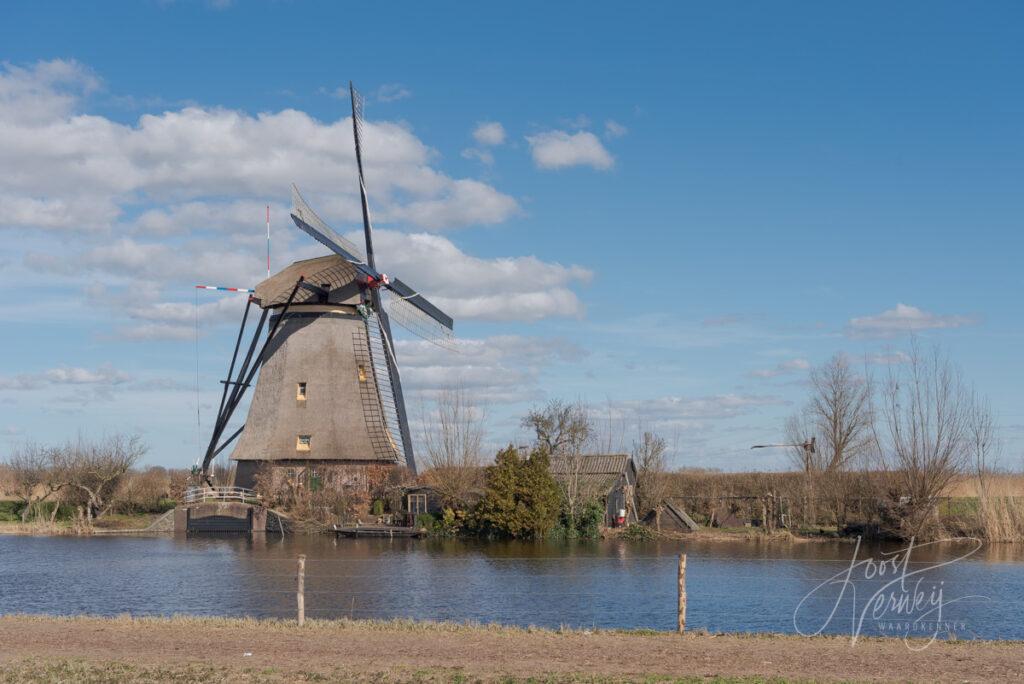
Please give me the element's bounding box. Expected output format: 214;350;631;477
183;486;262;505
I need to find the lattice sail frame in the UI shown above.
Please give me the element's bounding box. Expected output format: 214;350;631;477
381;290;456;350
291;184;366;264
364;312;405;460
351;85;366;159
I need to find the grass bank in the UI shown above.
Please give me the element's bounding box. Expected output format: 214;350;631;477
0;511;163;536
0;615;1020;683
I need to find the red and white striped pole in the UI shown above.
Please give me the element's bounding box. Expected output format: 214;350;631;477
195;285;255;293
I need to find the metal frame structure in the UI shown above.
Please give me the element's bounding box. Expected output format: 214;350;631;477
199;277;305;484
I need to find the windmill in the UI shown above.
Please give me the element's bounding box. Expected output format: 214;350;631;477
197;83;454;488
750;438;816;473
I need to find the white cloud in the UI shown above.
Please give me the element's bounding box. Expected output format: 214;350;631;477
371;230;592;321
750;358;811;379
460;148;494;166
0;364;131;390
614;394;787;421
384;179;519;230
596;394;790;440
132;199;286;236
562;114;591;130
24;226;591;339
118;295;248;340
604;120;628;139
1;60;592;339
472;121;506;146
0;59;517;233
0;59;99;125
865;351;911;365
847;303;977;339
375;83;412;103
526;130;614;171
398;335;586;404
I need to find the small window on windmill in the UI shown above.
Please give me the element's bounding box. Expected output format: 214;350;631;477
357;365;367;383
297;434;311;452
296;382;307;400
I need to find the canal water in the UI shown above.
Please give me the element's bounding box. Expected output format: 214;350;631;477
2;534;1022;641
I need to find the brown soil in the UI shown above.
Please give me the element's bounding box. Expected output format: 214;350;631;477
0;615;1021;682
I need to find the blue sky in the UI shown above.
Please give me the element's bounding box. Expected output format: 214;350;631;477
0;1;1021;470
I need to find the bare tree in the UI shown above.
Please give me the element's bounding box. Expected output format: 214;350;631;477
809;354;874;472
633;430;670;527
786;354;874;527
786;355;873;473
52;434;145;524
523;399;592;528
880;343;974;536
965;397;1021;540
420;385;488;508
5;443;62;523
591;399;627;456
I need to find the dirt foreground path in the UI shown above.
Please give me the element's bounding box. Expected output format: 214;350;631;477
0;615;1021;682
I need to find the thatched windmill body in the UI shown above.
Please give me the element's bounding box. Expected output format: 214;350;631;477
198;84;455;488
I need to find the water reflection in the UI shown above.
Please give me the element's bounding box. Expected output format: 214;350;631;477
1;534;1021;640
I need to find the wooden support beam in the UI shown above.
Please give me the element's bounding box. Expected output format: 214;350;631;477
297;554;306;626
677;553;687;634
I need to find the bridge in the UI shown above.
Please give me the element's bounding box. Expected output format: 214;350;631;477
173;487;287;533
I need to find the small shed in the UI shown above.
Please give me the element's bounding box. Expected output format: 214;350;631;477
644;499;700;532
548;454;639;527
400;484;444;519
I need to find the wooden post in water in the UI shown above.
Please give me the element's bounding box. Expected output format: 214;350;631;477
677;553;687;633
297;554;306;626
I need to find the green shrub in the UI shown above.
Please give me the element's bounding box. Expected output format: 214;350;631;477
552;499;605;540
436;507;465;537
620;523;655;541
472;446;562;539
372;499;385;516
4;500;76;522
415;512;436;530
575;500;605;539
0;500;20;522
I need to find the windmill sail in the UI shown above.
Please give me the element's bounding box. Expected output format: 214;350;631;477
364;312;406;459
291;184;366;264
381;289;456;350
289;184;455;347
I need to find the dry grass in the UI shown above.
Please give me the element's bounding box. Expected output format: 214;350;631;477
0;658;795;684
2;614;1021;683
946;474;1024;497
0;521;73;536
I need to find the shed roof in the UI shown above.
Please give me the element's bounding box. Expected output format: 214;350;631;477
548;454;632;476
548;454;634;495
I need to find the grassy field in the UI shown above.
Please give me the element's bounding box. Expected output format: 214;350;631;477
0;615;1021;683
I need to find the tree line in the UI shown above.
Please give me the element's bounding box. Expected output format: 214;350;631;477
0;435;187;529
699;341;1018;541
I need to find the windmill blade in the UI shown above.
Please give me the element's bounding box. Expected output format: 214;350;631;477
351;83;366;166
364;312;406;461
349;82;379;270
387;277;454;330
290;184;367;264
381;289;456;350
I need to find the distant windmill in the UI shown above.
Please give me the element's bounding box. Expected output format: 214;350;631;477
198;83;455;487
750;437;817;473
